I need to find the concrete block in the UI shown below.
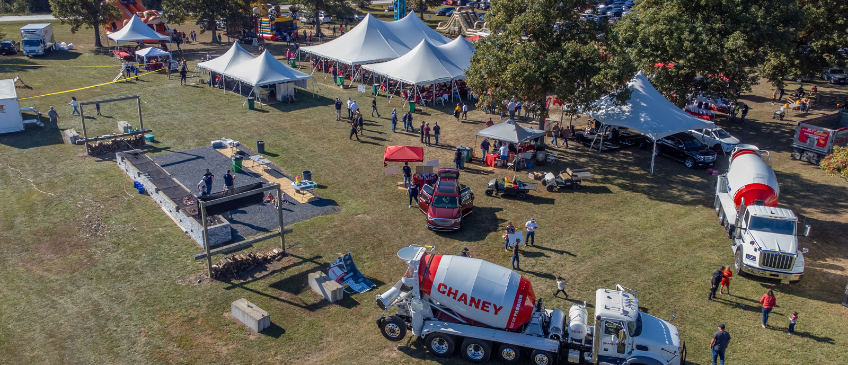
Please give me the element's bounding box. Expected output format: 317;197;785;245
117;121;133;133
231;298;270;333
63;128;79;145
308;272;344;303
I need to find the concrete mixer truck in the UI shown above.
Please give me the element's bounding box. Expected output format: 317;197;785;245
714;145;811;284
376;245;685;365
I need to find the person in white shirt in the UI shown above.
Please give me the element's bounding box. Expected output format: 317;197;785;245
69;97;80;116
197;179;207;196
553;275;568;298
346;98;353;119
350;100;359;115
525;218;537;247
461;103;468;120
499;144;509;163
507;100;516;120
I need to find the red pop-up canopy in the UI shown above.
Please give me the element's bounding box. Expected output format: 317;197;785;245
382;146;424;188
383;145;424;162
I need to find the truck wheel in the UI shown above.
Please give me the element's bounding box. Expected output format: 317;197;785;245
460;338;492;363
718;206;725;226
546;184;555;192
734;249;745;277
485;189;493;196
426;333;455;357
531;349;554;365
498;343;521;363
791;148;801;160
684;157;695;168
727;224;735;239
378;316;406;342
516;192;527;200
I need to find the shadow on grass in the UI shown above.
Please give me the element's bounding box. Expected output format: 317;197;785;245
261;322;285;338
0;126;63;149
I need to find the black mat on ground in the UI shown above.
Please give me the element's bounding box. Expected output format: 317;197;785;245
265;168;286;179
151;146;339;241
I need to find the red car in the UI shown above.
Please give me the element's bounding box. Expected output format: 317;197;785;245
417;168;474;231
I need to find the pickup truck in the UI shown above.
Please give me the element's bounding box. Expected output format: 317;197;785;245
417;168;473;231
791;111;848;164
688;127;740;154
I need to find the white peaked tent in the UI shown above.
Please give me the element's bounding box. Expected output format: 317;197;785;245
586;71;716;173
363;39;464;85
438;36;475;68
135;46;171;65
225;51;315;99
301;12;450;78
106;15;169;45
197;42;255;75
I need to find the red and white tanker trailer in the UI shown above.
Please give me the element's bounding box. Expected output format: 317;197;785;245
376;245;685;365
714;145;811;284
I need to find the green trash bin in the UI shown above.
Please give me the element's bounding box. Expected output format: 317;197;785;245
289;59;296;68
464;147;473;162
232;155;243;173
408;101;416;113
372;84;379;95
337;76;344;86
248;97;255;110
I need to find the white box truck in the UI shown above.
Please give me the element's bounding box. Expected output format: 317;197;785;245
20;23;55;56
714;145;811;284
376;245;686;365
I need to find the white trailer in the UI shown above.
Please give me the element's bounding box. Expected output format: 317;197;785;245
376;245;685;365
20;23;55;56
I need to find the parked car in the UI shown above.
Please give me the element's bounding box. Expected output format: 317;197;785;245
656;132;718;168
820;68;848;84
0;40;19;55
688;127;740;154
478;1;490;10
437;6;455;16
417;168;474;231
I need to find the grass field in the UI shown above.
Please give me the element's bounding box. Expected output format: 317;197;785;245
0;19;846;365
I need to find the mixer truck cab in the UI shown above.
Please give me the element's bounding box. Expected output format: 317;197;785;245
376;245;685;365
418;168;474;231
715;145;810;284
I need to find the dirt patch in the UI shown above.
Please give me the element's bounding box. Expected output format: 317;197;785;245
221;312;261;340
181;249;297;285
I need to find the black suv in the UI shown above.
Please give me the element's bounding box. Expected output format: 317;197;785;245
656;132;717;168
0;40;18;55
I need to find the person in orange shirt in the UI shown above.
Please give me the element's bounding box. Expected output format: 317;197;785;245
719;265;733;296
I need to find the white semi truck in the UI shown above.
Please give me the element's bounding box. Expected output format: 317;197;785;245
20;23;54;56
714;145;811;284
376;245;685;365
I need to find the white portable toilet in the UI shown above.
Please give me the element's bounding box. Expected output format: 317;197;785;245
0;79;22;134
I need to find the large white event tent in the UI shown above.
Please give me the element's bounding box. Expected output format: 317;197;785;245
362;37;475;105
198;44;314;101
301;12;450;83
585;71;716;173
106;15;169;47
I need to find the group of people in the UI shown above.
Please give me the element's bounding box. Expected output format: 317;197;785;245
501;219;538;270
196;169;235;197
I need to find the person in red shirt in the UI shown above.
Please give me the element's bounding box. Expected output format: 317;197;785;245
759;289;777;328
719;266;733;296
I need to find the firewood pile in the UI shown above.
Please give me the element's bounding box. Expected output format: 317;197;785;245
86;135;145;155
211;248;285;280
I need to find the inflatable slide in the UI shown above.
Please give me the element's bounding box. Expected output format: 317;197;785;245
103;0;171;38
436;7;490;37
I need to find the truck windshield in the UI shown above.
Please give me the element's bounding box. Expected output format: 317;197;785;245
627;313;642;337
432;196;458;209
22;39;40;47
714;128;732;139
748;216;796;235
682;138;706;150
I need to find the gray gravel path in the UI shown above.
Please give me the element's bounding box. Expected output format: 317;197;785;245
152;146;338;240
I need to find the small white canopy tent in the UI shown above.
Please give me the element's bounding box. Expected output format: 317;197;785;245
585;71;716;173
0;79;22;134
106;15;169;45
135;47;170;61
476;119;546;144
217;51;315;101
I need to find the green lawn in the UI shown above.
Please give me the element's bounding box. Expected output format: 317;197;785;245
0;20;846;365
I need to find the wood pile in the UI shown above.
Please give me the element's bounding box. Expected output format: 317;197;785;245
87;135;145;155
210;248;285;280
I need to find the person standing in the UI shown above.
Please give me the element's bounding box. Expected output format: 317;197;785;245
419;121;426;143
454;148;463;169
346;97;353;119
47;106;59;129
179;63;188;85
719;265;733;296
740;103;749;123
507;99;516;120
197;178;207;196
423;122;431;146
461;103;468;120
355;112;365;135
787;311;798;335
516;100;522;119
390;108;398;132
486;117;494;127
453;103;461;121
553;275;568;298
480;138;490;162
433;122;441;145
561;125;571;148
403;111;412;132
460;247;471;257
69;97;80;116
95;102;101;116
402;162;412;187
551;124;561;146
334;97;342;121
710;324;731;365
525;218;537;247
349;117;360;140
350;100;359;116
222;170;235;195
772;90;777;105
511;241;521;270
503;222;515;250
203;169;214;196
371;97;380;117
760;289;776;328
407;183;419;208
708;266;724;301
499;143;509;166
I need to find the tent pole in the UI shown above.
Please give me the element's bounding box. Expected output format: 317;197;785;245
650;139;656;174
598;124;604;153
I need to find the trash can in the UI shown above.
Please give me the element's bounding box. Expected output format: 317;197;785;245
337;76;344;86
289;59;296;68
409;101;416;113
463;147;473;162
302;170;312;181
248;97;255;110
525;160;533;169
232;155;243;173
372;84;379;95
256;140;265;154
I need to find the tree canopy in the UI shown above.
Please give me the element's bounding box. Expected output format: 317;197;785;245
297;0;355;35
162;0;251;42
50;0;121;48
466;0;634;129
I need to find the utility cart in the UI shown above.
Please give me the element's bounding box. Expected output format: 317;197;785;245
542;167;593;191
485;177;537;200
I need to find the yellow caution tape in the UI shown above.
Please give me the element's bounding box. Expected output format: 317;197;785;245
1;60;182;68
18;68;166;100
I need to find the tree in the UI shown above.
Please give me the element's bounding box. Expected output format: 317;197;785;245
614;0;802;103
466;0;634;129
50;0;121;48
297;0;355;36
407;0;442;20
162;0;251;43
